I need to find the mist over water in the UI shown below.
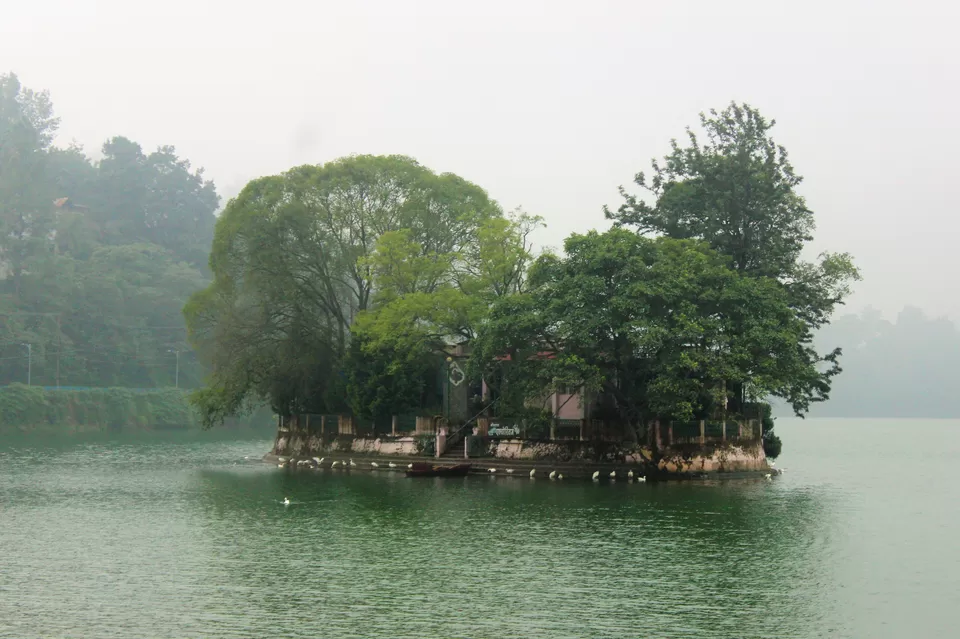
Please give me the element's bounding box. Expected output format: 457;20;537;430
1;420;956;638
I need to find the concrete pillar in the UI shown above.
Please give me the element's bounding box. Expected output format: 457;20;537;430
391;415;397;437
699;420;705;445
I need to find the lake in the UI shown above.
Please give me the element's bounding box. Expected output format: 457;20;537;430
1;419;957;638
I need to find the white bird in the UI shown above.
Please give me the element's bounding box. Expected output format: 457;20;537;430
388;462;397;468
592;471;600;481
488;468;497;473
549;470;557;480
638;476;647;483
557;473;564;480
529;469;536;478
278;457;288;463
282;497;290;506
331;460;339;468
349;459;357;468
505;469;515;474
371;462;379;468
407;463;414;469
609;470;616;479
277;463;286;468
627;470;634;479
764;473;772;480
313;457;322;464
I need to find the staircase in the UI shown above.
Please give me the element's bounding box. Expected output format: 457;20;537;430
438;436;465;460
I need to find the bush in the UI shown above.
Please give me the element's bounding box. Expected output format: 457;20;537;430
414;433;435;456
759;403;782;459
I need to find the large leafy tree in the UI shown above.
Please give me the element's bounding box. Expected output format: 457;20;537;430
345;210;542;418
605;103;859;414
0;73;59;298
0;72;217;390
185;155;501;426
473;230;828;442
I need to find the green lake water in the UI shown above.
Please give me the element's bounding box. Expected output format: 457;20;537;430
1;419;958;638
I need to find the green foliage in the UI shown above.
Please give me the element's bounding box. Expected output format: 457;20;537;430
186;155;502;425
605;103;860;419
414;433;436;457
0;73;219;391
473;229;829;433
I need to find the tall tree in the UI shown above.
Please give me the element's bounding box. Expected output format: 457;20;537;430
0;73;59;298
185;155;501;426
606;103;860;413
472;230;828;440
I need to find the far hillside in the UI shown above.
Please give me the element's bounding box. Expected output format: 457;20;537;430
777;307;960;418
0;72;217;390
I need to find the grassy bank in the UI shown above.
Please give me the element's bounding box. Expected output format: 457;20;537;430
0;384;274;433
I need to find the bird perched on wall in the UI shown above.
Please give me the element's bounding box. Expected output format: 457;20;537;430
764;473;772;480
371;462;379;468
549;470;557;480
609;470;616;479
627;470;634;479
349;459;357;468
592;471;600;481
505;469;515;474
282;498;290;506
637;476;647;483
488;468;497;473
388;462;397;468
331;461;339;468
529;469;536;478
557;473;564;480
407;463;413;469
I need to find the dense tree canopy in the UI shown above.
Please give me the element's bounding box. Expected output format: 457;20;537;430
605;102;860;414
472;230;831;432
184;155;505;425
0;72;218;389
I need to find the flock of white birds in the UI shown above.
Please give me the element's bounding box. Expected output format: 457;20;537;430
273;456;659;483
275;457;781;506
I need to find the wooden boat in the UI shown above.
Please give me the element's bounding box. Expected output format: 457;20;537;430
405;462;472;477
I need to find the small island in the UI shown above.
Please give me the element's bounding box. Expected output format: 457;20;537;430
186;103;859;478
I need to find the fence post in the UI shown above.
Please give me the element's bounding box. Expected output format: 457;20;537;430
391;415;397;437
668;422;673;446
722;420;726;442
699;420;705;445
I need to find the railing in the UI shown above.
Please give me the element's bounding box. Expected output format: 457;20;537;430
440;401;498;457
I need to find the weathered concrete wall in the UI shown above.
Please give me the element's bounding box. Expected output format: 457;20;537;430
274;434;420;457
488;438;767;472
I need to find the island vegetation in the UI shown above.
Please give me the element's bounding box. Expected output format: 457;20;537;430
186;103;860;457
3;70;874;445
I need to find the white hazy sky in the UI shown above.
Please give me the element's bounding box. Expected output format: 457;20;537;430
2;0;957;320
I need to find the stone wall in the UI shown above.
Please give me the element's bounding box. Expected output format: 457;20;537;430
487;438;767;472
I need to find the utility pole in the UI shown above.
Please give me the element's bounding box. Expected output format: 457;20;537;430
22;343;31;386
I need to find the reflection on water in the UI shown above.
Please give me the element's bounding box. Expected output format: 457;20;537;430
1;420;958;638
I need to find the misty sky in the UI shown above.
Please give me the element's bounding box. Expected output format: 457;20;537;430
3;0;957;320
